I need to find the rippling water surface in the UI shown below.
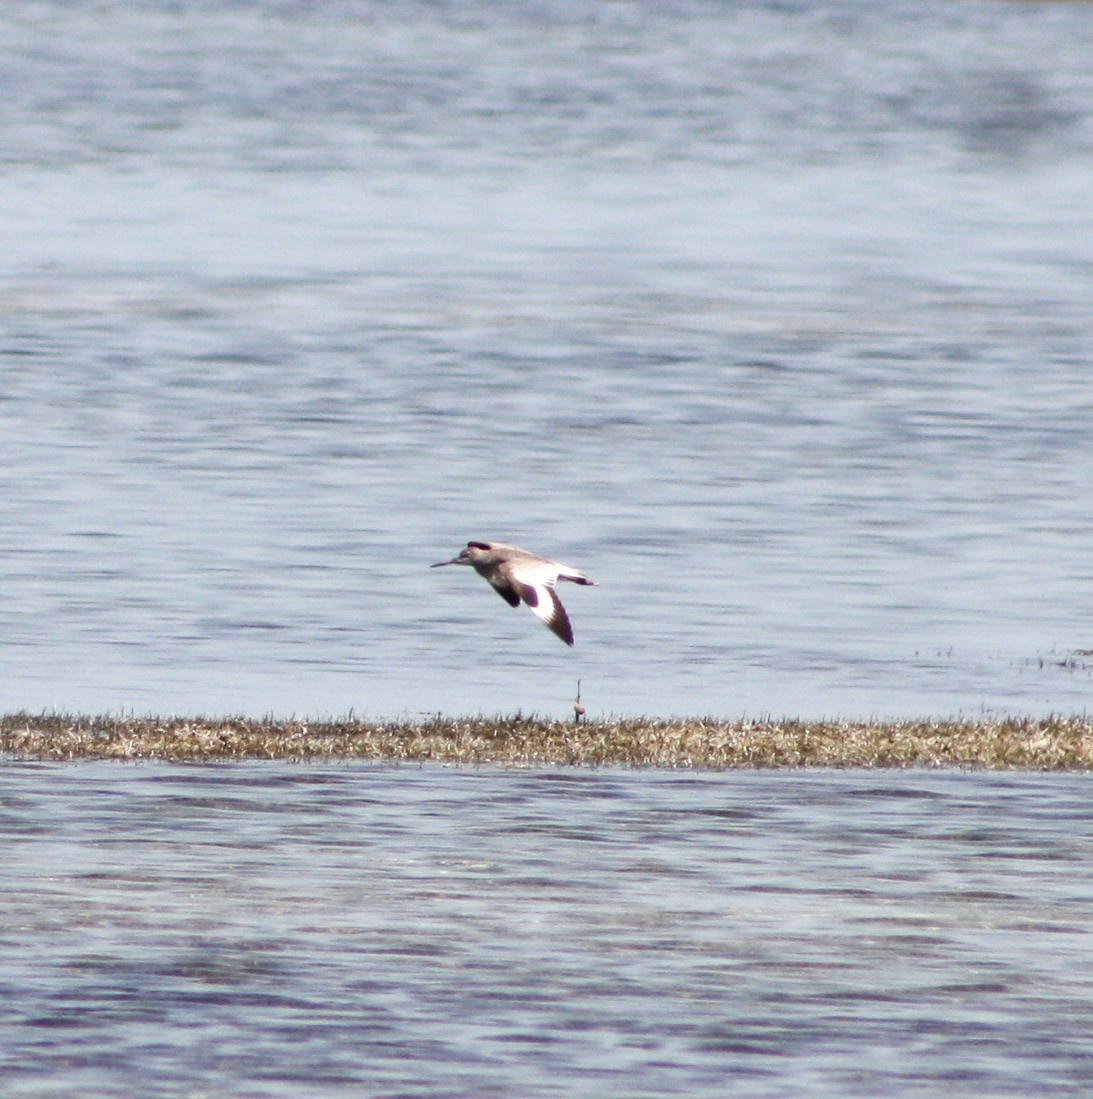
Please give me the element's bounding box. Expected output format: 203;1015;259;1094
2;0;1092;719
2;763;1091;1097
3;8;1091;1092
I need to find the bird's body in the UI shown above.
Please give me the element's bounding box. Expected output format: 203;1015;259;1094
431;541;597;646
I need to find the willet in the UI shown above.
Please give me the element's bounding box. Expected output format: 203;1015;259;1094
431;540;597;646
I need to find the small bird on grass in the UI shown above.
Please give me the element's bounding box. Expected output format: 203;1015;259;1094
431;540;597;646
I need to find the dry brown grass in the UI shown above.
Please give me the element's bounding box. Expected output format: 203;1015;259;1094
1;712;1091;768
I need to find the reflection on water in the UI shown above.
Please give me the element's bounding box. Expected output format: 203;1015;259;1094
1;1;1092;718
2;763;1092;1097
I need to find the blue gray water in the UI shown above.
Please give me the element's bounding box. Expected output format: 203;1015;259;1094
2;763;1092;1098
2;0;1092;719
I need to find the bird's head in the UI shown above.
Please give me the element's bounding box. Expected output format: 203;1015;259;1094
431;541;494;568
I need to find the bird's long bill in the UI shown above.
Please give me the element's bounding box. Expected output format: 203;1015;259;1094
430;558;459;567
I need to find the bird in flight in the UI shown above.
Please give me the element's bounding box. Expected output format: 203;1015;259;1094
431;540;597;646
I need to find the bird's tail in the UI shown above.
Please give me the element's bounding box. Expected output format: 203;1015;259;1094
558;567;597;586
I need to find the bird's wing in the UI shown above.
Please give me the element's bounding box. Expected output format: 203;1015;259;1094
500;558;583;645
485;572;521;607
507;570;574;646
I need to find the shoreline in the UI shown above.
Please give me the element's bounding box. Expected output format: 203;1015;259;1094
2;713;1091;769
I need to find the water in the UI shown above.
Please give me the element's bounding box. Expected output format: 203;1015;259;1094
2;0;1093;719
0;763;1090;1097
4;10;1091;1092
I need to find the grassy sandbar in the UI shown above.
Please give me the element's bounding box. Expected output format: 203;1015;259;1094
1;713;1091;769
